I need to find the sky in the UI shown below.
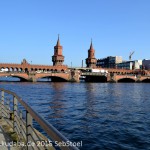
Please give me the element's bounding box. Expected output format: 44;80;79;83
0;0;150;67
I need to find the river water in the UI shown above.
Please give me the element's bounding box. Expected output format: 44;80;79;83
0;81;150;150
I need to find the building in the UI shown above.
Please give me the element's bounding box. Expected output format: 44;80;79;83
97;56;122;68
52;35;64;66
134;60;142;70
143;59;150;70
117;61;134;70
85;41;97;68
117;60;142;70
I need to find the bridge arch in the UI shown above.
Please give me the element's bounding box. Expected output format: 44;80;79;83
14;68;18;72
117;78;135;82
25;68;28;72
0;74;28;82
19;68;23;72
0;67;9;71
141;78;150;83
37;74;68;82
9;67;14;71
61;69;64;72
10;75;28;81
85;75;107;82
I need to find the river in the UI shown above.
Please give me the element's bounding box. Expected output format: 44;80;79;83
0;81;150;150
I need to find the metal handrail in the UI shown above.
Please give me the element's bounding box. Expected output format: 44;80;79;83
0;88;79;150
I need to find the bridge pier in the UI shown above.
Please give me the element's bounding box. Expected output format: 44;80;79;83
106;73;117;82
28;72;37;82
68;70;80;82
28;77;37;82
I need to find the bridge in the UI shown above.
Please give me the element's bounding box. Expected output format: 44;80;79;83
0;71;81;82
0;59;150;82
112;74;150;82
0;59;81;82
0;68;150;83
80;72;150;82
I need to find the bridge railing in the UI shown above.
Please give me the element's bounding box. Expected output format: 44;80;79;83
81;72;107;76
0;88;79;150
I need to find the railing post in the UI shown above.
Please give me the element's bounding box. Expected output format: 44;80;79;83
19;111;23;135
19;110;26;141
13;96;18;133
26;111;33;150
6;100;10;119
0;91;4;118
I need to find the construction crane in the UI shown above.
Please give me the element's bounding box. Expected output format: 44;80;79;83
129;51;135;61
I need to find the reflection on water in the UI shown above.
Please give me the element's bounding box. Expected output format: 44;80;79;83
0;82;150;150
50;83;65;120
0;77;20;81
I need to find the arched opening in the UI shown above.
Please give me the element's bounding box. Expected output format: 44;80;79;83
10;68;14;72
0;67;9;72
142;79;150;83
37;76;68;82
61;69;64;72
19;68;23;72
118;78;135;83
0;75;28;82
5;68;9;72
14;68;18;72
85;76;107;82
25;68;28;73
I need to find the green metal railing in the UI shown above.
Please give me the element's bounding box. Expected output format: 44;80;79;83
0;88;79;150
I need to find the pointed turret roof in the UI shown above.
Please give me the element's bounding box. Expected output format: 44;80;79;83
89;39;94;51
56;34;61;46
90;39;93;50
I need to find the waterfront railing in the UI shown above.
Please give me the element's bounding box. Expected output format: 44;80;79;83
0;88;79;150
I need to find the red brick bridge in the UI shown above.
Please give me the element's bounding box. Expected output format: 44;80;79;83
80;68;150;82
111;74;150;82
0;59;80;82
0;71;81;82
0;60;150;82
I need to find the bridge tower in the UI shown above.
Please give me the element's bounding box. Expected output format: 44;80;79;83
52;35;64;66
85;40;97;68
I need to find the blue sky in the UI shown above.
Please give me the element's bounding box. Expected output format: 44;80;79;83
0;0;150;67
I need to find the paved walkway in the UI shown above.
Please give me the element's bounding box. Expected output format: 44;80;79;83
0;119;19;150
0;118;55;150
